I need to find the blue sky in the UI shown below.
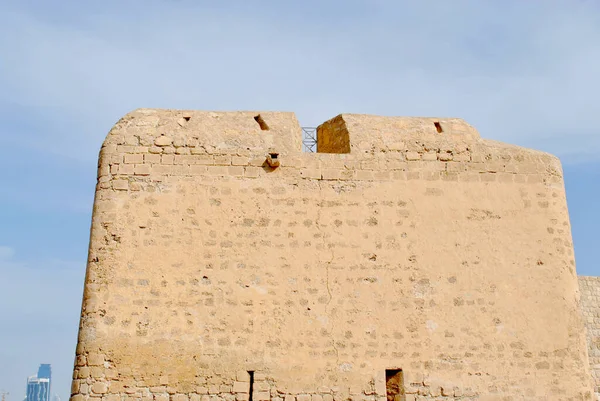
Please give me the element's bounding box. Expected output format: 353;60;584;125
0;1;599;400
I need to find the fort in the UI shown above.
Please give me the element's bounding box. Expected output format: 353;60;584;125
71;109;597;401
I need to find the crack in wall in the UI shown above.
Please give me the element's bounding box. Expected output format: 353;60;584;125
315;180;340;368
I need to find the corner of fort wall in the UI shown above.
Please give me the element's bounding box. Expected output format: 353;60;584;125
579;276;600;399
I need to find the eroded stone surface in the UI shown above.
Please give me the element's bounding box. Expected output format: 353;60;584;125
71;109;593;401
579;276;600;400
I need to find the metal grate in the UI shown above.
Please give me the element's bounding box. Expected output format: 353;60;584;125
302;127;317;153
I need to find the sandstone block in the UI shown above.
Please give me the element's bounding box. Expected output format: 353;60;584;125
124;154;144;164
322;169;342;180
454;153;471;162
91;366;104;378
71;380;80;394
155;136;173;146
374;380;385;397
300;168;321;179
233;382;249;393
254;382;270;392
214;155;231;165
244;167;261;178
422;152;437;161
232;156;248;166
406;151;421;161
236;371;250;382
355;170;373;180
112;179;129;191
78;367;91;378
91;382;108;394
207;166;228;176
145;154;161;164
228;166;244;177
118;164;134;175
134;164;151;176
255;392;270;401
437;152;453;161
75;354;86;366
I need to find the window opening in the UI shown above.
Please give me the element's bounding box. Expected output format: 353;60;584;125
385;369;405;401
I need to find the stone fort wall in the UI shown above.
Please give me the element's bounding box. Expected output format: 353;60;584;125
579;276;600;399
70;110;593;401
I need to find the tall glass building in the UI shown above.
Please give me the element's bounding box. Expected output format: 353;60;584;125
26;364;51;401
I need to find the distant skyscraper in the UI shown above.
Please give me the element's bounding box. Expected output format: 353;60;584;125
26;364;51;401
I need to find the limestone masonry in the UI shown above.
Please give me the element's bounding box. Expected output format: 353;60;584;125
579;277;600;398
71;110;594;401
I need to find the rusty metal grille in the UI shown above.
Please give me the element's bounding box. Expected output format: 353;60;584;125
302;127;317;153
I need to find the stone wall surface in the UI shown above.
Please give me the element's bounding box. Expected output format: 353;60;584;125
579;276;600;400
71;110;593;401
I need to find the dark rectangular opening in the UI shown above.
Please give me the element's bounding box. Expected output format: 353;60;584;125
248;371;254;401
434;122;443;133
386;369;405;401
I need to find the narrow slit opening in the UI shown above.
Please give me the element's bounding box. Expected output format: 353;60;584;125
254;115;269;131
386;369;405;401
434;122;443;133
248;371;254;401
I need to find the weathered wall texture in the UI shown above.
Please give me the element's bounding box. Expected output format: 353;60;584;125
71;110;593;401
579;276;600;399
